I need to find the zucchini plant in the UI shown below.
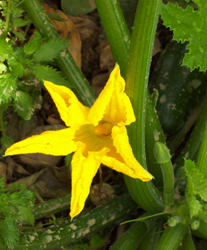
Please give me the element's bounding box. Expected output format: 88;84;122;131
1;0;207;249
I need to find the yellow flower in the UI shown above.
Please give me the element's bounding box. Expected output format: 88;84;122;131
5;65;153;218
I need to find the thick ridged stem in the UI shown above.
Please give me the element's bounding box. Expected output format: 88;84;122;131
124;0;164;212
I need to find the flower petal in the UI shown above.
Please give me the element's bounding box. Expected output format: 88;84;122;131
102;125;153;181
5;128;77;156
74;124;112;155
70;145;101;218
44;81;90;127
88;65;135;126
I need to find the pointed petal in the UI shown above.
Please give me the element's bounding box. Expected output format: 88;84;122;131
5;128;77;156
88;65;135;126
44;81;90;127
101;125;153;181
70;146;101;218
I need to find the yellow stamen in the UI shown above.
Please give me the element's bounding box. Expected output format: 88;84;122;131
94;122;113;139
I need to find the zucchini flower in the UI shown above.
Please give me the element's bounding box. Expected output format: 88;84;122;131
5;65;153;218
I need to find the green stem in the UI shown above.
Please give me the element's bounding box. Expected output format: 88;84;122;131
4;0;11;39
109;222;147;250
22;0;96;107
95;1;164;188
33;194;71;220
196;122;207;176
178;230;196;250
124;0;164;213
155;223;188;250
154;142;174;206
145;91;165;187
193;220;207;240
138;219;163;250
96;0;164;211
5;193;136;250
94;0;130;78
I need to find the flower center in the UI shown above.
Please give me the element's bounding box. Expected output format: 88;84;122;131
94;122;113;139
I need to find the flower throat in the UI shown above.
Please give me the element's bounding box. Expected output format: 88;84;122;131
94;122;113;139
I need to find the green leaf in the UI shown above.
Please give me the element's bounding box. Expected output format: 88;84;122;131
33;38;69;63
13;18;30;27
0;74;17;105
34;65;72;88
12;29;26;41
13;91;34;120
186;194;202;218
184;159;207;201
9;61;25;77
184;159;207;217
61;0;96;15
23;35;42;55
0;39;13;59
198;210;207;223
0;218;19;249
161;1;207;71
17;206;34;225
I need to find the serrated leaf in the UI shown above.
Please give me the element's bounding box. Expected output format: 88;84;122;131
12;29;26;41
9;61;24;77
17;206;34;225
0;74;17;105
13;18;30;27
198;210;207;223
184;159;207;201
23;36;42;55
13;91;34;120
34;65;72;88
161;1;207;71
186;194;202;218
0;39;13;59
33;38;69;63
0;218;19;249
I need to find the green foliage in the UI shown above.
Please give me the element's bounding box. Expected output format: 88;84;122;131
33;38;69;63
0;33;69;121
184;159;207;218
35;65;71;87
161;0;207;71
13;91;34;120
0;177;34;248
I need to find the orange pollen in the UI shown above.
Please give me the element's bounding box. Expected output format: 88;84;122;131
94;122;113;139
